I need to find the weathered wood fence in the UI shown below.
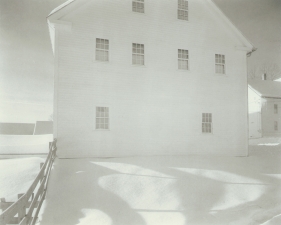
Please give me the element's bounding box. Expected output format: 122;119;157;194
0;139;57;225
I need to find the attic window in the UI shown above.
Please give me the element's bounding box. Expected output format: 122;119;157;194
96;38;109;61
215;54;225;74
274;121;278;131
178;0;188;21
132;0;144;13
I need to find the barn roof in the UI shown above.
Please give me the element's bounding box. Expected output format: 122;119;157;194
248;79;281;99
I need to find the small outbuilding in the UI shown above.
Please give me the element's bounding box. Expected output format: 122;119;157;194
248;79;281;138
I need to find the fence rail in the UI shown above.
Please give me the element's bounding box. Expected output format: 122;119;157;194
0;139;57;225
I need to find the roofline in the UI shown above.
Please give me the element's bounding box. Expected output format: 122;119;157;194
248;84;281;99
248;84;262;97
47;0;76;19
207;0;255;52
47;0;256;55
262;96;281;99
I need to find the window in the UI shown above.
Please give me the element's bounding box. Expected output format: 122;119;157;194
274;104;278;114
132;43;144;65
96;38;109;61
178;0;188;21
178;49;189;70
132;0;144;13
202;113;212;133
215;54;225;74
96;107;109;130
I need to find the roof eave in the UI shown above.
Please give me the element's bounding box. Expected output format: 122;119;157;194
208;0;255;51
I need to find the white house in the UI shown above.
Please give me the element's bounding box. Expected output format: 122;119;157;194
248;79;281;138
47;0;255;158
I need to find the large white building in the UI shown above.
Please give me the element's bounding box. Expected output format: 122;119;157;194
47;0;254;158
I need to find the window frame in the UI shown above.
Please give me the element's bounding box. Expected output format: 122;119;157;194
215;54;226;74
202;113;212;134
132;0;144;13
95;107;109;130
95;38;109;62
178;49;189;70
178;0;188;21
132;43;145;66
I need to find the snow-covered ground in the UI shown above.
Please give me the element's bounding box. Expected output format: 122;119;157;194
0;134;53;156
0;157;45;213
37;138;281;225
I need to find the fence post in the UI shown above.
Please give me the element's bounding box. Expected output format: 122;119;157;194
40;163;44;178
17;194;25;223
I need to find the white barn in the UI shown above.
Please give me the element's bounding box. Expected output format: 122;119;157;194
47;0;254;158
248;80;281;138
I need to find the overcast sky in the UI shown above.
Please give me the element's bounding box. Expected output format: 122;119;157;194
0;0;280;123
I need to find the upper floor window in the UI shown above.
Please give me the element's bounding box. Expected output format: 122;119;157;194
96;107;109;130
178;0;188;21
132;0;144;13
274;104;278;114
215;54;225;74
178;49;189;70
96;38;109;61
132;43;144;65
202;113;212;133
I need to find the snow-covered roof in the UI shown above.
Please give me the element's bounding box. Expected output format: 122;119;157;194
248;79;281;98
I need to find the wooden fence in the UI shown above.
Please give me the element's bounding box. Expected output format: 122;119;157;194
0;139;57;225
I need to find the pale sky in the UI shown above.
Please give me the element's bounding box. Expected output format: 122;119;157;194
0;0;280;123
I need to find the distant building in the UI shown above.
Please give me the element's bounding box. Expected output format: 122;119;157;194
33;121;53;135
47;0;255;158
0;123;35;135
248;80;281;138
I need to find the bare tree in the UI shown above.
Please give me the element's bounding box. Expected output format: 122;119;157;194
259;63;281;80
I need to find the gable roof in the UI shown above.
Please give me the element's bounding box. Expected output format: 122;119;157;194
47;0;255;53
248;79;281;99
48;0;75;18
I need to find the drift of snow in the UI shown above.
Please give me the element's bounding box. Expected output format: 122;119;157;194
38;137;281;225
0;134;52;155
0;157;45;211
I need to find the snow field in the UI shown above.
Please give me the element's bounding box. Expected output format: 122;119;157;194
0;134;53;155
0;157;45;213
39;138;281;225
